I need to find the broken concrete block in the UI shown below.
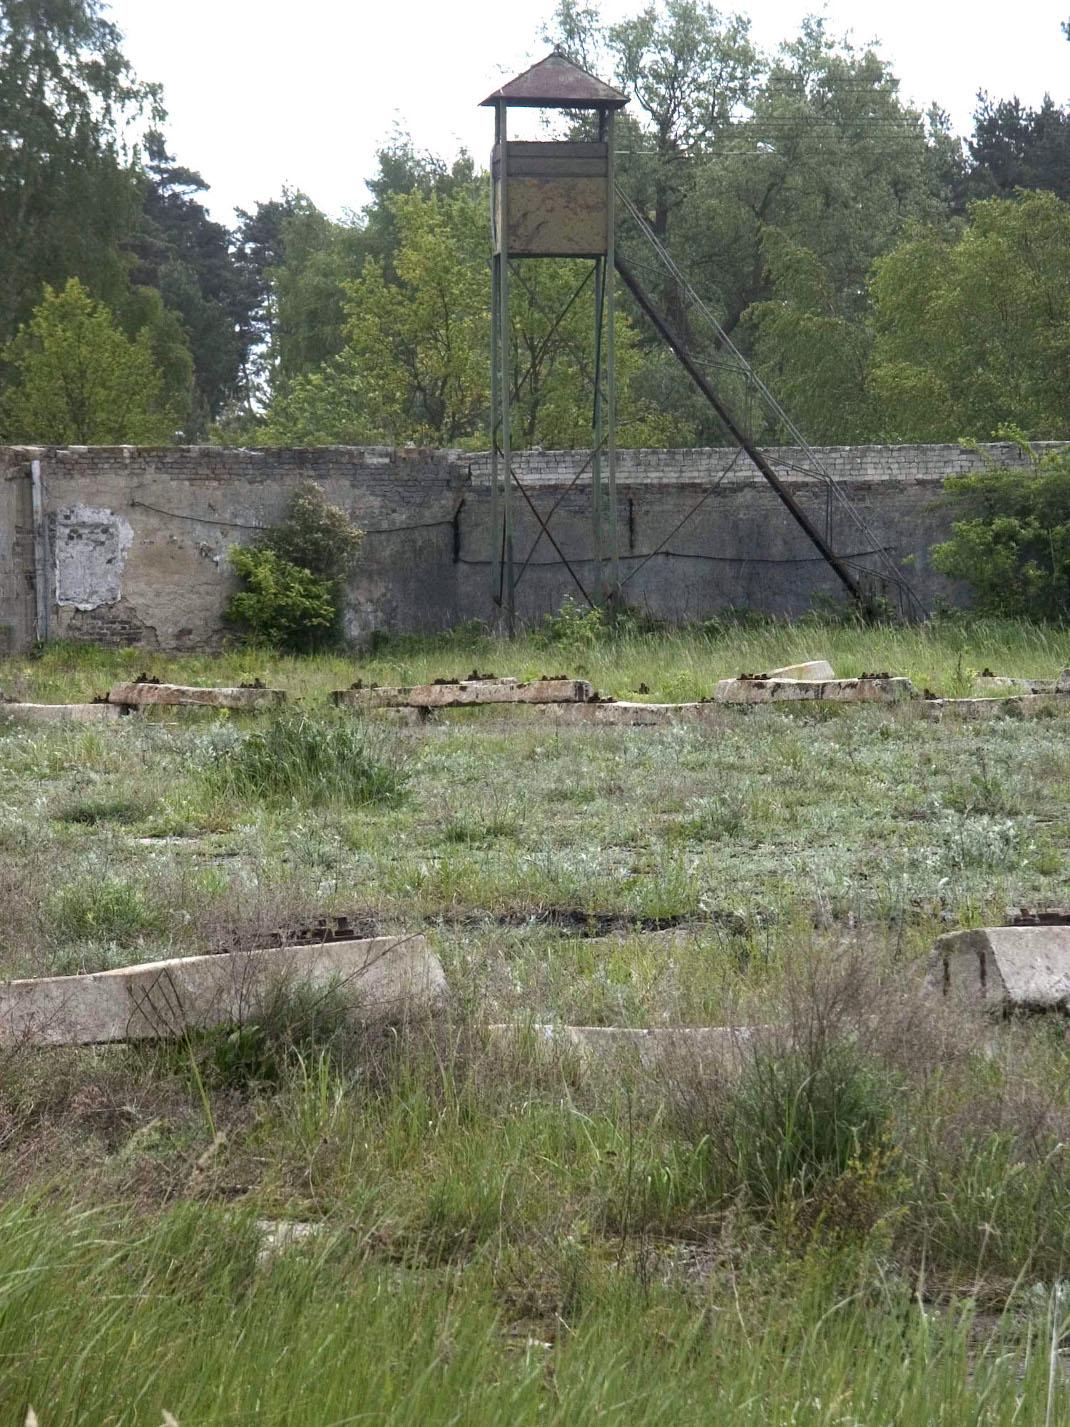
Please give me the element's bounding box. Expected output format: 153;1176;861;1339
1058;669;1070;694
107;682;285;711
714;676;917;704
255;1219;323;1266
0;702;122;724
486;1022;769;1074
766;660;836;681
332;677;593;709
0;936;446;1047
926;926;1070;1011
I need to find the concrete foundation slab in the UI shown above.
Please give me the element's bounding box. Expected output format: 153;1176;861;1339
333;677;593;709
926;926;1070;1010
0;701;122;724
766;660;836;681
527;700;721;727
714;675;917;703
0;936;446;1047
919;695;1069;720
107;682;286;711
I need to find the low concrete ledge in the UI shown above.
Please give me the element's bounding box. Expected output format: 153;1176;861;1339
487;1022;770;1072
0;702;123;724
974;676;1056;694
107;682;286;711
0;936;446;1047
920;694;1069;720
527;700;721;727
333;677;593;709
714;676;917;704
926;926;1070;1011
480;691;1070;728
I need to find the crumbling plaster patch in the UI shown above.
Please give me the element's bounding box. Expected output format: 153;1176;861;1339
53;504;133;609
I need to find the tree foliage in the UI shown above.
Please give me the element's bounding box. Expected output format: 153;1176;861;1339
2;0;1070;455
0;277;175;443
545;6;961;443
965;94;1070;204
129;132;253;428
931;445;1070;620
869;191;1070;441
262;187;676;449
0;0;160;345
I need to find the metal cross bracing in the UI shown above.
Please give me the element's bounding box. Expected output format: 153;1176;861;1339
613;187;926;619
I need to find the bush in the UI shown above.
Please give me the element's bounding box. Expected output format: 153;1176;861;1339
227;483;363;650
721;1039;893;1210
533;597;606;655
227;546;337;652
203;710;408;807
932;445;1070;620
262;482;363;582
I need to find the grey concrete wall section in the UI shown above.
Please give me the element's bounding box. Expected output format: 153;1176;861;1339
0;441;1060;651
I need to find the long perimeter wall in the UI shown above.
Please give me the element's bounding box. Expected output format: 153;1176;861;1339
0;442;1055;652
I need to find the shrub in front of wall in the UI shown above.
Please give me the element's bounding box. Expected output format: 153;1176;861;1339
227;483;363;651
226;546;338;653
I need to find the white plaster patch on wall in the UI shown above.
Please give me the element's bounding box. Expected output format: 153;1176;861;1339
53;504;134;609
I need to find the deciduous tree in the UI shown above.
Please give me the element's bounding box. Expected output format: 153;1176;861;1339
0;0;160;344
869;192;1070;440
0;277;175;443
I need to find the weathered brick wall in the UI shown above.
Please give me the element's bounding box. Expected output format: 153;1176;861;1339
0;441;1054;651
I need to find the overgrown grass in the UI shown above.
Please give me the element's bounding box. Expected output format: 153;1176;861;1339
201;709;408;807
5;1197;1069;1427
2;626;1070;1416
48;874;165;948
5;614;1070;703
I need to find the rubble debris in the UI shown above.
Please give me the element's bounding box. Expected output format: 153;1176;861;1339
1006;907;1070;927
918;694;1066;720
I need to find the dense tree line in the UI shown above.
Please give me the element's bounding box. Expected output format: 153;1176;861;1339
1;0;1068;450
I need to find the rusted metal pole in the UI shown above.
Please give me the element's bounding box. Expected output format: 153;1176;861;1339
605;108;620;602
30;458;50;642
497;100;516;634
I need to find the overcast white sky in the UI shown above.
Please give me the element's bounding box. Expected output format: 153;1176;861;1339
106;0;1069;224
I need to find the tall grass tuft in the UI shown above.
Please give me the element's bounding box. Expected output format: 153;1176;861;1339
202;710;408;807
722;1038;893;1209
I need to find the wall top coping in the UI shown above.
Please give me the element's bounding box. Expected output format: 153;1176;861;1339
2;441;1064;459
1;441;1065;488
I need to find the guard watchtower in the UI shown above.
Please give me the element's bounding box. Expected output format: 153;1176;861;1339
482;51;628;629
